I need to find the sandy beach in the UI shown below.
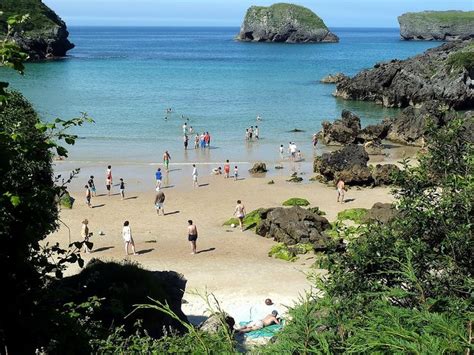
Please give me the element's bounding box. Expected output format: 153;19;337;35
50;160;394;324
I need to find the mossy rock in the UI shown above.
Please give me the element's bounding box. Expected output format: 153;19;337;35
287;173;303;183
282;198;310;207
307;207;326;216
337;208;368;224
59;192;75;209
223;208;263;229
268;243;297;262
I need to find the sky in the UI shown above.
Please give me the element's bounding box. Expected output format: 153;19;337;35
43;0;473;28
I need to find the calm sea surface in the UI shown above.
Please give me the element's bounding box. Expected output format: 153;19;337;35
3;27;437;164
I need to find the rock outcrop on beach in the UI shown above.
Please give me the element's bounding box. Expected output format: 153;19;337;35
334;40;474;110
236;3;339;43
371;164;400;186
361;202;398;224
0;0;74;60
199;313;236;334
249;162;268;174
255;207;332;251
398;11;474;41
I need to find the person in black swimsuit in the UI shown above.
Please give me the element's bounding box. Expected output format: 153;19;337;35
187;220;198;254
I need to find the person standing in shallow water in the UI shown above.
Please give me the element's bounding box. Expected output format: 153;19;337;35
187;220;198;254
163;151;171;172
183;134;189;150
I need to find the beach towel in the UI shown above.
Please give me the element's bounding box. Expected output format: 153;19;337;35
239;320;284;339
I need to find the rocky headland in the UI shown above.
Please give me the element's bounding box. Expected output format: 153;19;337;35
0;0;74;60
398;11;474;41
236;3;338;43
334;40;474;110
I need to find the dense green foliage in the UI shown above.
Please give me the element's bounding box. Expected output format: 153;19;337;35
282;197;310;207
448;49;474;71
336;207;368;224
224;208;263;229
401;10;474;24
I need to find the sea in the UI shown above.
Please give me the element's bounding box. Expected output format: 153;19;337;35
2;27;438;167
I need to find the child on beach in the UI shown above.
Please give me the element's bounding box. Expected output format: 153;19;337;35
224;160;230;178
155;168;162;189
85;185;92;208
88;175;96;196
234;200;246;231
234;166;239;181
119;178;125;200
279;144;284;159
122;221;138;255
192;164;199;187
194;134;199;149
81;219;92;253
106;165;112;196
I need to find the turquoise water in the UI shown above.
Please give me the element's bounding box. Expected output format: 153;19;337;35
3;27;437;164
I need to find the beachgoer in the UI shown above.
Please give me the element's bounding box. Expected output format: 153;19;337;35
312;133;318;147
85;185;92;208
279;145;284;158
206;132;211;147
296;150;303;161
256;115;262;121
234;200;246;231
163;151;171;172
245;129;249;141
122;220;138;255
192;164;199;187
182;122;187;134
212;167;222;175
155;168;163;188
336;179;345;203
249;126;254;140
189;126;194;134
106;165;112;196
155;189;165;216
187;220;198;254
289;142;297;160
194;134;199;149
184;134;189;150
88;175;96;197
234;166;238;181
119;178;125;200
81;219;92;253
224;160;230;179
237;311;280;333
200;133;206;149
255;126;259;139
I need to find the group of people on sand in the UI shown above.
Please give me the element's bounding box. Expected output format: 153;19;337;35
245;125;259;141
84;165;128;208
211;159;239;181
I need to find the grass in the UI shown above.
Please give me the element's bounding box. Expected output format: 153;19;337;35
223;208;263;229
447;50;474;71
268;243;297;262
401;11;474;24
337;208;368;224
282;198;310;207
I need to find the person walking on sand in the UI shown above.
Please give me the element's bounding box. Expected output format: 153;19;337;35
336;178;345;203
187;220;198;254
85;185;92;208
122;221;138;255
234;166;239;181
234;200;246;231
106;165;113;196
154;189;165;216
155;168;163;189
183;134;189;150
224;160;230;179
192;164;199;187
81;219;92;253
88;175;97;197
163;151;171;172
119;178;125;200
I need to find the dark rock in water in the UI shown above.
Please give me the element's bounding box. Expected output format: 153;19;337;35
51;259;188;338
255;206;332;251
318;110;361;146
287;172;303;183
334;40;474;110
0;0;75;60
364;140;384;155
320;73;348;83
249;162;268;174
236;3;339;43
288;128;306;133
314;144;371;184
398;11;474;41
386;101;457;146
372;164;401;186
199;313;235;334
362;202;398;224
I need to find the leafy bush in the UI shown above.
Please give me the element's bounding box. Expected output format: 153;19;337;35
282;198;310;207
336;208;368;223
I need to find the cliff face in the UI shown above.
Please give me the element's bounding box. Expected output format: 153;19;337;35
334;40;474;110
236;3;338;43
398;11;474;41
0;0;74;60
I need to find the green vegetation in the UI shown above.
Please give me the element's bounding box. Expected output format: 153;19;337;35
247;3;328;30
268;243;297;262
448;47;474;71
223;208;263;229
336;207;368;223
401;10;474;24
307;206;326;216
282;197;310;207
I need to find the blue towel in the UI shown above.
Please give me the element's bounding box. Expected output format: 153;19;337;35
239;320;284;339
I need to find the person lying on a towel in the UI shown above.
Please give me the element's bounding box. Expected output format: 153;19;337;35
237;311;280;333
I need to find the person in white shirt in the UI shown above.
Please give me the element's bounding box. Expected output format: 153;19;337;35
192;164;199;187
255;126;260;139
122;220;137;255
182;122;187;134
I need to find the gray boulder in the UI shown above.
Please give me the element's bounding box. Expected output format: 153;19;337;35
364;140;384;155
198;313;235;334
320;73;348;83
236;3;339;43
361;202;398;224
372;164;401;186
318;110;361;146
249;162;267;174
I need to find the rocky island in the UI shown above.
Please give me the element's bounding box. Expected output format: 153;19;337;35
236;3;338;43
0;0;74;60
334;40;474;110
398;11;474;41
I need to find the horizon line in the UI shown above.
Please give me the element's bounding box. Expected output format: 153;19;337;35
68;25;400;29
